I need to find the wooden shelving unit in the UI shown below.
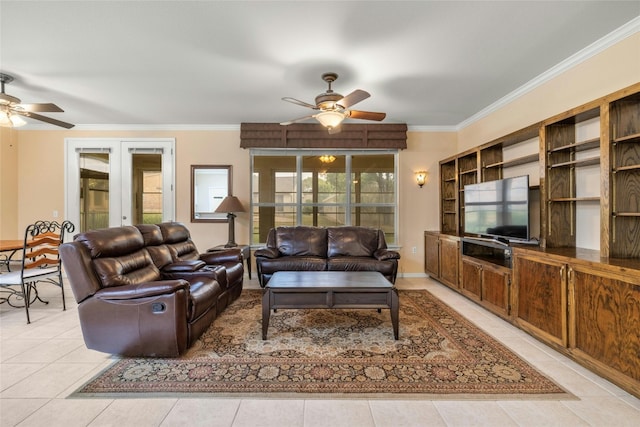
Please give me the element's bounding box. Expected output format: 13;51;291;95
430;83;640;399
609;93;640;258
542;105;601;249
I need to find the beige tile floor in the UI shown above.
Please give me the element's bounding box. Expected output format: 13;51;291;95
1;276;639;427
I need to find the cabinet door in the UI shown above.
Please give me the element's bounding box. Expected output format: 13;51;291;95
439;238;459;288
513;254;568;347
424;233;440;278
461;257;482;301
481;264;511;318
570;265;640;392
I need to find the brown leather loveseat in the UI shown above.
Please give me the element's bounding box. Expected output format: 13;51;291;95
254;226;400;287
59;222;243;357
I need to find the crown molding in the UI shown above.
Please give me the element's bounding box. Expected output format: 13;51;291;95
456;15;640;131
16;124;242;131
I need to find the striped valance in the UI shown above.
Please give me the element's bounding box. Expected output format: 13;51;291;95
240;123;407;149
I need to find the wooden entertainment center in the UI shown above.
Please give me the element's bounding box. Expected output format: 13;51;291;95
425;83;640;397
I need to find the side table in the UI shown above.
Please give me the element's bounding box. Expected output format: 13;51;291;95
207;244;251;279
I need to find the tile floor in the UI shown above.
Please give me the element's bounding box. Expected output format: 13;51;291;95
1;276;639;426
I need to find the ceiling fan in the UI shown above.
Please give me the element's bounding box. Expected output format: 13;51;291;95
0;73;75;129
281;72;386;134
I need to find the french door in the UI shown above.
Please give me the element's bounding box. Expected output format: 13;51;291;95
65;138;175;232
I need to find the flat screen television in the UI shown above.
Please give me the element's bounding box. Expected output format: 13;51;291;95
464;175;530;242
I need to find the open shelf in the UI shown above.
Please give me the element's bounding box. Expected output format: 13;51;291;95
613;212;640;217
548;197;600;202
548;137;600;153
484;153;539;169
612;132;640;144
549;157;600;168
613;164;640;173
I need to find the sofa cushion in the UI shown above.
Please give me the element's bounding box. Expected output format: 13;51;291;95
276;226;327;257
76;226;144;258
327;257;396;278
258;256;326;274
186;278;221;322
92;248;161;288
327;227;379;258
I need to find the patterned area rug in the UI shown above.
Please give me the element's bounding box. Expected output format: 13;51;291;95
73;289;571;398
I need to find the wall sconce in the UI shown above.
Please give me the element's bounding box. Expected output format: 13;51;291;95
415;171;428;188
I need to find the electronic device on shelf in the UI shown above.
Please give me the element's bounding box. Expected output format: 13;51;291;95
464;175;530;243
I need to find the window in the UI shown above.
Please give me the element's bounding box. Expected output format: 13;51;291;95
251;150;397;245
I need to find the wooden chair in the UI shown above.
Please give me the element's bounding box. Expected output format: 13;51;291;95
0;220;75;323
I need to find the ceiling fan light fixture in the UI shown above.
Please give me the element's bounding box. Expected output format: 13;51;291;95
0;110;10;127
315;110;346;130
10;114;27;127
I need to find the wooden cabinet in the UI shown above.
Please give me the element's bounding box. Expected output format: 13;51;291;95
512;251;568;348
424;231;459;289
569;263;640;397
511;246;640;397
424;232;440;278
461;238;512;319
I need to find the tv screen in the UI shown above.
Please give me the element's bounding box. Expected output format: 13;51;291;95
464;175;530;241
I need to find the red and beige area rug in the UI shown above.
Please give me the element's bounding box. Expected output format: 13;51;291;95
73;290;571;398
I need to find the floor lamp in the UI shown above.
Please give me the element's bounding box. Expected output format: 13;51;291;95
214;195;246;247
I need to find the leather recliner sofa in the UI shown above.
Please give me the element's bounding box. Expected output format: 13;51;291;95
59;223;243;357
254;226;400;287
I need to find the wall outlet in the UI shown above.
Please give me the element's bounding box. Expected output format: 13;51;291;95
412;246;417;254
52;210;59;218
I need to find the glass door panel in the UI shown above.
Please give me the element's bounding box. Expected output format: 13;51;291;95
79;153;110;232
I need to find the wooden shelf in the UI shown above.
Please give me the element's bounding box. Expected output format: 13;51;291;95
613;164;640;173
548;137;600;153
613;212;640;217
443;177;456;182
612;132;640;144
549;157;600;168
484;153;539;169
548;197;600;202
459;169;477;175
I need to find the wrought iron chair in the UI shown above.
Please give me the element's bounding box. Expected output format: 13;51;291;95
0;220;75;323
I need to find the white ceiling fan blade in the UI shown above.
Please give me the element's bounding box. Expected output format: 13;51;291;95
337;89;370;109
280;114;315;125
18;103;64;113
282;97;318;109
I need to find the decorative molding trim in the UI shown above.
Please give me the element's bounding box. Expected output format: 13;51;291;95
457;16;640;131
18;124;242;132
408;125;457;133
397;272;429;278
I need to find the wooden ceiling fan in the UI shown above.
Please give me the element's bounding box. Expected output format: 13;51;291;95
0;73;75;129
280;72;385;134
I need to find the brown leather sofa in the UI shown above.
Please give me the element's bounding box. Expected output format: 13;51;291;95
254;226;400;287
59;223;243;357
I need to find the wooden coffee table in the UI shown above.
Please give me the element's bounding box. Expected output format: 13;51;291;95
262;271;399;340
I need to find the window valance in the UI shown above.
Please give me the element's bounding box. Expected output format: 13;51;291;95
240;123;407;149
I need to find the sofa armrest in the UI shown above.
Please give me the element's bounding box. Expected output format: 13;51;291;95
254;247;280;259
200;249;242;264
374;248;401;261
162;260;206;272
94;280;190;300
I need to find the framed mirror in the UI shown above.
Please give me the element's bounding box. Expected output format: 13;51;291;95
191;165;232;222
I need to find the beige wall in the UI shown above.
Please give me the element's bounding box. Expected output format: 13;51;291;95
1;33;638;274
0;127;19;239
398;131;457;274
458;33;640;150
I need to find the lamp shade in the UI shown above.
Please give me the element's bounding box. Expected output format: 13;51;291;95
315;110;346;129
214;195;245;214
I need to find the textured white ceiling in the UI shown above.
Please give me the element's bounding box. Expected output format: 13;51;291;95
1;1;638;129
